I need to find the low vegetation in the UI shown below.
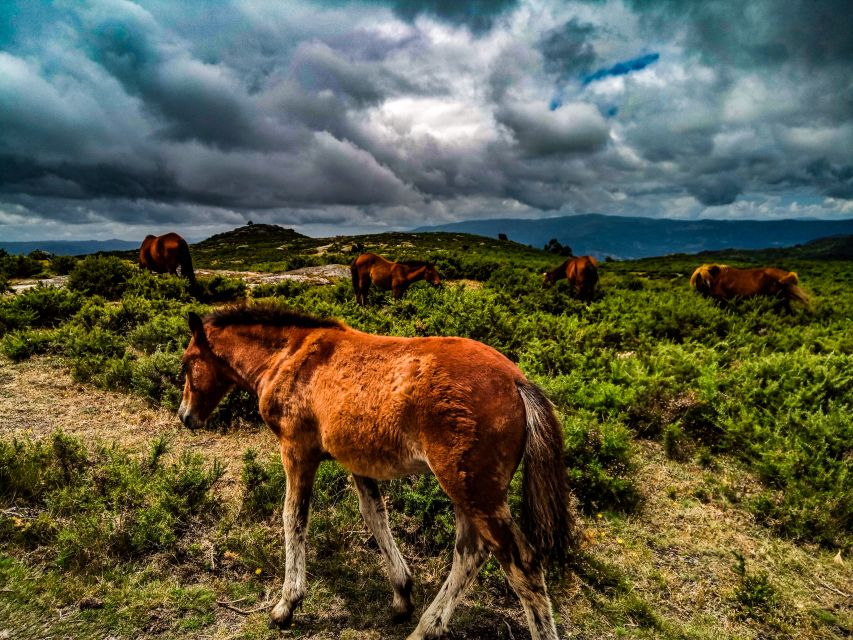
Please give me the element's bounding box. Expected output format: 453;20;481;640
1;226;850;638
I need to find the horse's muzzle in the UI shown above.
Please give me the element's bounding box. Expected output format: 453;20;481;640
177;403;204;430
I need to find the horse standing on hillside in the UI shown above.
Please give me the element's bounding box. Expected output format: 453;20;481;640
139;233;197;289
178;303;578;640
351;252;441;305
544;255;599;301
690;264;808;308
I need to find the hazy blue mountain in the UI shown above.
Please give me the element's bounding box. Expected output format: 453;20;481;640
414;214;853;259
0;239;140;256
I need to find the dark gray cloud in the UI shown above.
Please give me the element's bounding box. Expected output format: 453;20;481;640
539;18;598;80
496;101;610;156
686;176;744;207
0;0;851;241
372;0;519;34
624;0;853;69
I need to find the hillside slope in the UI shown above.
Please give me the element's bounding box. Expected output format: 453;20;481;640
415;214;853;259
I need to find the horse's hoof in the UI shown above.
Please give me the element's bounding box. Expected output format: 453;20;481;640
268;611;293;630
391;603;415;623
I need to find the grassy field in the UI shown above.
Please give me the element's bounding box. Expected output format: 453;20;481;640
0;226;850;639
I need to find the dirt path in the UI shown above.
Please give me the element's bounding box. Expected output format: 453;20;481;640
197;264;351;287
0;357;276;498
5;264;351;295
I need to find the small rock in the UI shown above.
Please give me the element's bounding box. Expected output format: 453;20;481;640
78;596;104;610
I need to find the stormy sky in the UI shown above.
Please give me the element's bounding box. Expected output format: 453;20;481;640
1;0;852;241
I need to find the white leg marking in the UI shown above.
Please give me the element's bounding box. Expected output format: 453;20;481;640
271;467;315;627
407;512;488;640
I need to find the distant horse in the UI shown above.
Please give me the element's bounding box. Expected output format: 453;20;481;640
690;264;808;307
178;303;578;640
544;255;599;300
351;253;441;305
139;233;197;289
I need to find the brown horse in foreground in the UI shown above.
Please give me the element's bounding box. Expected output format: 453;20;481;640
178;303;578;640
351;253;441;305
544;255;599;300
690;264;808;306
139;232;197;288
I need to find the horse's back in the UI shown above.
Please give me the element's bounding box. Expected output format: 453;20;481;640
281;331;527;484
711;266;795;299
139;232;190;273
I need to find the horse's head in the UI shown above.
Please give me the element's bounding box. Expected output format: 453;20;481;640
543;271;556;287
425;263;441;286
689;264;722;294
178;312;235;430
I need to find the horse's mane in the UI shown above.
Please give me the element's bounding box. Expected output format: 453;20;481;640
397;260;433;268
206;303;343;329
547;257;572;276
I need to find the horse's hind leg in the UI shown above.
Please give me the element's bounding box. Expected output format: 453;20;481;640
353;475;414;621
407;509;488;640
358;276;371;306
270;455;320;629
477;506;559;640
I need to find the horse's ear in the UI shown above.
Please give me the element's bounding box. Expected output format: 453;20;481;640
188;312;206;343
708;265;720;276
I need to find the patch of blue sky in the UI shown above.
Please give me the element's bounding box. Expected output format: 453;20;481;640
582;52;660;85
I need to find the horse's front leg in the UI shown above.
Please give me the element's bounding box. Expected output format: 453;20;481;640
392;279;408;300
270;453;320;629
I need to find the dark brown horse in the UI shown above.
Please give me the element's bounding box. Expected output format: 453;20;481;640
178;303;578;640
544;255;599;300
690;264;808;306
351;253;441;305
139;233;197;288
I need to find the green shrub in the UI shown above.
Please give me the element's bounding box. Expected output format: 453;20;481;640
0;433;223;569
124;270;192;301
563;414;641;513
0;286;82;336
67;256;134;299
197;275;246;302
28;249;52;261
251;279;313;299
0;252;44;278
0;329;55;361
206;389;263;429
130;350;183;408
240;449;285;520
129;314;191;354
48;254;77;275
662;423;690;461
388;474;455;550
730;551;778;619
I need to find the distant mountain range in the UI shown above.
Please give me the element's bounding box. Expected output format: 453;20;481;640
0;239;140;256
414;214;853;259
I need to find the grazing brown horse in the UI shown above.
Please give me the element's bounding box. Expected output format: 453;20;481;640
351;253;441;305
178;303;578;640
138;232;197;288
690;264;808;306
544;255;599;300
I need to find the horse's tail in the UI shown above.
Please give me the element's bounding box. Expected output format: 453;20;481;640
350;260;360;295
178;239;197;289
780;272;809;305
516;380;580;569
